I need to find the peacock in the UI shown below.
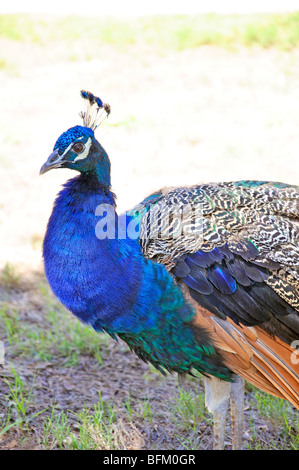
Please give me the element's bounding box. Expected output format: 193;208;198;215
40;91;299;450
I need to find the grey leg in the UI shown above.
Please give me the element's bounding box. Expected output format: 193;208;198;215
230;376;244;450
177;372;187;387
204;376;231;450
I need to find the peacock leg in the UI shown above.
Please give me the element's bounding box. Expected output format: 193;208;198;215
177;372;187;387
230;375;244;450
204;376;230;450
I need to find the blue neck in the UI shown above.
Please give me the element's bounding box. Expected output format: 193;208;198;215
43;174;142;329
91;143;111;187
78;140;111;187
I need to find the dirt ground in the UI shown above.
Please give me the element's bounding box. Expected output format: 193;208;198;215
0;39;299;450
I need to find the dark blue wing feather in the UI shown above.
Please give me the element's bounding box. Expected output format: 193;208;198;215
207;266;237;295
184;272;213;295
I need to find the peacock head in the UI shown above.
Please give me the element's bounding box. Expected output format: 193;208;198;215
40;91;111;183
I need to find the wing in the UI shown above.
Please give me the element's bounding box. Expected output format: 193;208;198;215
130;180;299;407
133;181;299;332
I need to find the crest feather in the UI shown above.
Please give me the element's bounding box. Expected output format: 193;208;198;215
79;90;111;131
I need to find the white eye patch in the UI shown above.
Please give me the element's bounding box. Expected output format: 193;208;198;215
73;137;92;162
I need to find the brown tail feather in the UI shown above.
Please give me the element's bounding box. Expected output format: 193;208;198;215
249;330;299;408
187;290;299;409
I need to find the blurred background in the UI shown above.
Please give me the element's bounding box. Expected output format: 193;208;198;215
0;0;299;451
0;0;299;272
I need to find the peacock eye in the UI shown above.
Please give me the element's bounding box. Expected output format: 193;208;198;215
72;142;84;153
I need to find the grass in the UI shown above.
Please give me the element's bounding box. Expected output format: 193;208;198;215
41;394;144;450
0;12;299;52
250;389;299;450
174;387;207;429
172;387;208;450
1;364;47;438
2;365;35;425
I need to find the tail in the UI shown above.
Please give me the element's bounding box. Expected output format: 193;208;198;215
240;326;299;408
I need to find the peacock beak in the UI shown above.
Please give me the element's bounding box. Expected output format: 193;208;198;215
40;149;62;175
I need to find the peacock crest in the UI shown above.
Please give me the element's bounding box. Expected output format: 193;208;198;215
79;90;111;131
